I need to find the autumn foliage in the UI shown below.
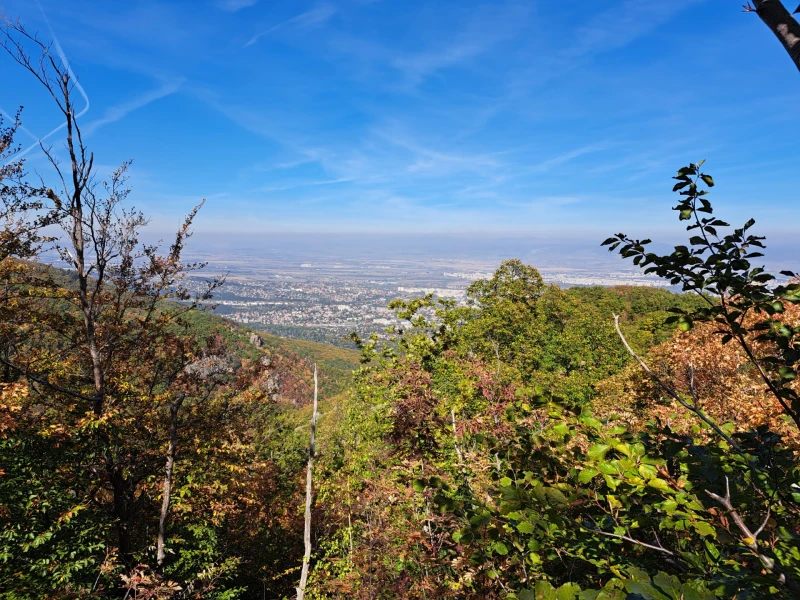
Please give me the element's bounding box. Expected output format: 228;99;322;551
4;17;800;599
597;302;800;445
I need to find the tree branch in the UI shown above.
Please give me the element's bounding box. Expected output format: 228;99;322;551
156;393;185;570
752;0;800;72
707;476;800;592
612;314;743;453
593;528;674;556
0;355;97;403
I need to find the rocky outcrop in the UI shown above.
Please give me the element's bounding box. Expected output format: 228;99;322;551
184;354;236;379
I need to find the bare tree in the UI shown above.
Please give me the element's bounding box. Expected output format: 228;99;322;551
156;350;236;570
745;1;800;71
1;17;222;565
297;364;318;600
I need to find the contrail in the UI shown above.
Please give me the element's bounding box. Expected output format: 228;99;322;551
8;0;91;161
0;107;40;143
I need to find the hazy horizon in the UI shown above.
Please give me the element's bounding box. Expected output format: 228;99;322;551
175;231;800;278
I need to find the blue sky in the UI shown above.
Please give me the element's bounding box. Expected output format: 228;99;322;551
1;0;799;239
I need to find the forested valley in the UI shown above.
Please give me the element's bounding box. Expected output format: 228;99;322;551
3;5;800;600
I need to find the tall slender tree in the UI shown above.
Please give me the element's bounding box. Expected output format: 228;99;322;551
297;364;318;600
1;17;222;567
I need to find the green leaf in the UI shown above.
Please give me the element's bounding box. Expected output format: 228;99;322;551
647;478;672;493
587;444;611;461
657;499;679;514
578;468;599;484
700;174;714;187
704;538;720;561
533;581;558;600
673;181;691;191
552;421;571;436
693;521;716;537
517;521;535;534
556;582;582;600
581;416;604;430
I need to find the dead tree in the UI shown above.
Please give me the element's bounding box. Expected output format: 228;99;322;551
297;364;318;600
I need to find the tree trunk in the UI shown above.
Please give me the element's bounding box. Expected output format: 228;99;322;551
62;92;134;565
157;394;185;570
296;365;318;600
754;1;800;71
108;465;130;563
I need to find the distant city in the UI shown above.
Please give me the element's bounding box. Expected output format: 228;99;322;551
178;232;709;347
39;230;795;348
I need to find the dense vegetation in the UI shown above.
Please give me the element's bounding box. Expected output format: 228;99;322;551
304;164;800;599
3;12;800;600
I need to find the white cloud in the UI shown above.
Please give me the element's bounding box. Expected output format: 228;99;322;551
259;178;353;192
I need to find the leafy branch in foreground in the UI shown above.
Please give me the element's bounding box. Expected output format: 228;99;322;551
603;161;800;431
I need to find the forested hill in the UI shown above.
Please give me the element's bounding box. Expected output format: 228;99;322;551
1;251;723;599
181;308;360;400
4;107;800;600
31;261;361;401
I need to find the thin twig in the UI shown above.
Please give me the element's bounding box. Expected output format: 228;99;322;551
592;528;674;556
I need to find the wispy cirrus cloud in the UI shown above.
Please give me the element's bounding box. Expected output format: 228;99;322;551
374;126;501;176
244;4;337;48
527;143;614;174
563;0;705;60
216;0;259;12
393;41;491;88
329;0;532;89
